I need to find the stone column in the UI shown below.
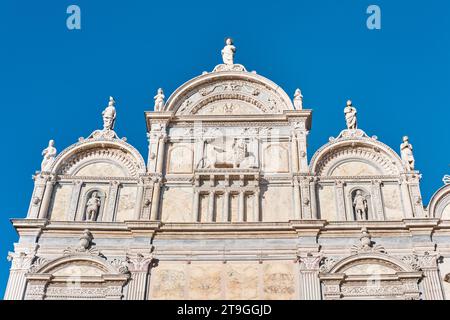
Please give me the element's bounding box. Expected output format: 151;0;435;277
298;255;322;300
156;136;167;174
38;178;55;219
208;191;215;222
192;190;200;222
134;181;145;220
150;179;161;221
67;180;83;221
238;191;245;222
104;181;120;222
4;251;36;300
293;178;301;220
126;254;153;300
371;180;385;221
222;191;229;222
400;176;414;218
309;178;318;219
28;174;47;218
300;177;312;219
253;190;260;222
418;253;445;300
291;133;299;173
334;180;347;221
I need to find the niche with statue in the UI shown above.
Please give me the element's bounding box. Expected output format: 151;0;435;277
348;188;372;221
83;189;106;222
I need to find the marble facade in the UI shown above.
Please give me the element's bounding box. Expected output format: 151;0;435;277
4;40;450;300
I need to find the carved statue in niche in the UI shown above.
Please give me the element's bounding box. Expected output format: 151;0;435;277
221;38;236;65
400;136;415;171
353;190;368;220
41;139;57;171
154;88;165;112
85;192;101;221
344;100;357;130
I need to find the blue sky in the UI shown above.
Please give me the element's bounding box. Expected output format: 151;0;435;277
0;0;449;297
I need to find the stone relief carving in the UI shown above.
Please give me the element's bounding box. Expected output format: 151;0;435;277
400;136;415;171
443;175;450;185
197;136;257;169
319;257;338;273
41;140;57;172
344;100;357;130
154;88;165;112
350;227;386;254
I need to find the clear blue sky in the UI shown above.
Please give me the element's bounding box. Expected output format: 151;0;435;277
0;0;449;297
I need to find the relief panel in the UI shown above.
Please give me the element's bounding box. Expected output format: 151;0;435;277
167;144;194;173
262;144;289;173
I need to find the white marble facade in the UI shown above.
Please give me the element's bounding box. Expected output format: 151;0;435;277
4;40;450;300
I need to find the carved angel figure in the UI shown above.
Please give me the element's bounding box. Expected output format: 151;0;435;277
86;192;101;221
400;136;415;171
221;38;236;65
154;88;165;111
344;100;357;130
41;140;57;171
353;190;368;220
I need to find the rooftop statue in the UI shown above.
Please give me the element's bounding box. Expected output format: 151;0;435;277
41;140;57;172
293;88;303;110
344;100;357;130
400;136;415;171
102;96;117;131
154;88;165;112
221;38;236;65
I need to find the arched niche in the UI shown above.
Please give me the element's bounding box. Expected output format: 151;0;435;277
51;139;146;178
428;184;450;219
164;71;295;116
320;253;422;300
310;138;403;177
25;255;129;300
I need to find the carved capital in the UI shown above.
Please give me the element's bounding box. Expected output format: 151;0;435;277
126;253;154;273
298;253;322;271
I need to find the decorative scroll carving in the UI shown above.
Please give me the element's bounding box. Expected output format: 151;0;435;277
350;228;386;254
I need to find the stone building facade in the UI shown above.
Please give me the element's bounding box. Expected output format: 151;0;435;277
4;39;450;300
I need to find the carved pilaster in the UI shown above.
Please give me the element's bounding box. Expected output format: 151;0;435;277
208;191;215;222
4;248;37;300
400;175;414;218
134;180;145;220
309;178;318;219
253;190;260;222
37;177;56;219
334;180;347;221
293;178;301;220
298;254;322;300
104;181;120;222
417;253;444;300
238;190;245;222
126;253;154;300
67;180;83;221
140;183;153;220
150;179;161;221
27;174;47;218
371;180;385;221
300;177;312;219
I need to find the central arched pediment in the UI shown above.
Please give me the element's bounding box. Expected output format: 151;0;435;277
166;71;295;116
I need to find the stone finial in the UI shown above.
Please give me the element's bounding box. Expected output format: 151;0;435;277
293;88;303;110
41;139;57;172
344;100;357;130
359;227;372;249
400;136;415;171
102;96;117;130
154;88;165;112
221;37;236;65
443;175;450;185
351;227;386;254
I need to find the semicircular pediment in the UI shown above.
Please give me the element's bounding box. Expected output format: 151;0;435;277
167;72;295;116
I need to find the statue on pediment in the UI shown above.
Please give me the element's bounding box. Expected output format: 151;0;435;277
344;100;357;130
41;140;57;172
293;88;303;110
400;136;415;171
222;38;236;65
154;88;165;112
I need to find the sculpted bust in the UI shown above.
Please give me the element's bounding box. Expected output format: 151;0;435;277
41;140;57;171
86;192;101;221
344;100;357;130
221;38;236;65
